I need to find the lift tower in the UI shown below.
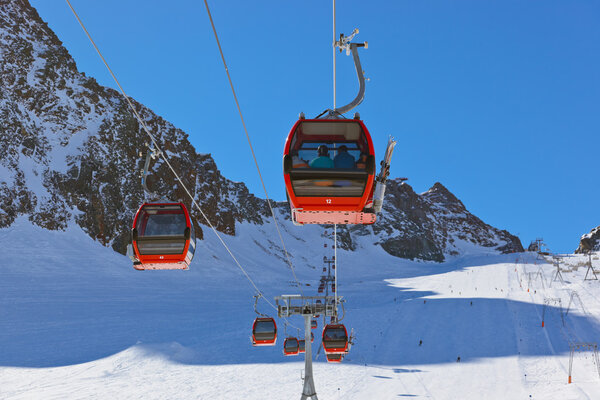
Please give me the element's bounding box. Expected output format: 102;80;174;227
275;295;341;400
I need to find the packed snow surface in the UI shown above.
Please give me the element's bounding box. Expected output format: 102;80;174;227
2;218;600;399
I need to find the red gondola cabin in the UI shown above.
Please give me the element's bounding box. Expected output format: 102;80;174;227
252;317;277;346
322;324;349;354
325;352;343;363
283;118;376;225
283;337;300;356
130;202;196;270
298;339;306;353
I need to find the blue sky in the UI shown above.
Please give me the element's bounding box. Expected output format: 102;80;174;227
30;0;600;253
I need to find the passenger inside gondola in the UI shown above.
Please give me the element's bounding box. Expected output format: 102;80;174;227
333;145;355;169
291;149;309;168
286;120;373;198
309;145;334;168
356;152;368;169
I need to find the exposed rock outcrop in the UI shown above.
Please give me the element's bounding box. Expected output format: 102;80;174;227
576;226;600;254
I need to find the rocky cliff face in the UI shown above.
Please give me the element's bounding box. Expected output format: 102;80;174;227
0;0;523;261
0;0;270;254
575;226;600;254
334;180;523;261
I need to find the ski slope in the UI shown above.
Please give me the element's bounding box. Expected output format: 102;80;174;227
2;218;600;399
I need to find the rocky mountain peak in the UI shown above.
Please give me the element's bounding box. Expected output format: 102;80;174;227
0;0;524;263
575;226;600;254
422;182;466;214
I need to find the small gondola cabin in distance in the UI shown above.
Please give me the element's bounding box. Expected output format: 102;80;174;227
283;337;300;356
283;116;377;225
129;202;196;270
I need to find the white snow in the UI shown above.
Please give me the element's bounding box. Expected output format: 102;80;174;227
2;218;600;399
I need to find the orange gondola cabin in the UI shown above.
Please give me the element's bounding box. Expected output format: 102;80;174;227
283;117;376;225
129;202;196;271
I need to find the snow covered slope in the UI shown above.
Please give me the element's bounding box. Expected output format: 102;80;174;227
1;219;600;399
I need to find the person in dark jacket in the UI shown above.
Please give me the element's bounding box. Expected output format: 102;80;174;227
334;145;356;169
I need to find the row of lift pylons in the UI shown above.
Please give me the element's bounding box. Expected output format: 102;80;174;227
123;29;396;400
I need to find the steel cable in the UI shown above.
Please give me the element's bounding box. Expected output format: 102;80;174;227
64;0;296;320
201;0;304;296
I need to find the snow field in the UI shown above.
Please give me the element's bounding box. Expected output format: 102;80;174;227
2;219;600;399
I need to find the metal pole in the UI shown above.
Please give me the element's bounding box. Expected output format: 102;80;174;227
301;314;318;400
333;0;336;109
334;223;338;308
568;345;574;383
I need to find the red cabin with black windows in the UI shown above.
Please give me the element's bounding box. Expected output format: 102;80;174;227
283;337;300;356
325;352;343;363
130;202;196;270
322;324;349;354
252;317;277;346
298;339;306;354
283;117;377;225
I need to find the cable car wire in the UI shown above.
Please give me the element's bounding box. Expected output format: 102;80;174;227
64;0;287;316
201;0;304;296
333;0;337;109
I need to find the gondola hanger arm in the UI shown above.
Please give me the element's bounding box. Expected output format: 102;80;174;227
141;143;162;200
325;29;368;117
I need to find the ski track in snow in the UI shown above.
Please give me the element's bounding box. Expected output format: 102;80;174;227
2;218;600;399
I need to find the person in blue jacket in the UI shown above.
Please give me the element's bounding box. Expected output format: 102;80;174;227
333;145;355;169
309;145;334;168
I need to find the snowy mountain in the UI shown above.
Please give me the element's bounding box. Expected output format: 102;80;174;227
576;226;600;254
5;2;600;399
0;0;522;262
